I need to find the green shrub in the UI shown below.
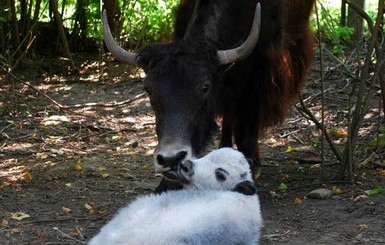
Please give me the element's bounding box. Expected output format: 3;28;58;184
311;5;354;55
121;0;179;47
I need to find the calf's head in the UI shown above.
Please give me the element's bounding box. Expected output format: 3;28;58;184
177;147;256;195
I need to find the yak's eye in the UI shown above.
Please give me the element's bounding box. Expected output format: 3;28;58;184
215;168;228;182
143;86;151;95
201;81;211;93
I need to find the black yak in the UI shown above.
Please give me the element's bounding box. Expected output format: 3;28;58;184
102;0;315;192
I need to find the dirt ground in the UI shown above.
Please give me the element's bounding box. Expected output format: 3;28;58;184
1;53;385;245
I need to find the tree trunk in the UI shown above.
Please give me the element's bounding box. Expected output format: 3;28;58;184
29;0;42;53
380;64;385;116
71;0;87;49
341;0;346;26
0;0;9;57
50;0;76;69
9;0;22;58
20;0;27;36
24;0;33;38
347;0;365;42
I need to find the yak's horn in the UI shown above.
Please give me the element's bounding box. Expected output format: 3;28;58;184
217;3;261;64
102;10;137;64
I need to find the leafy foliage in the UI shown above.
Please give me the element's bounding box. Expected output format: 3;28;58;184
121;0;179;47
311;5;354;54
370;127;385;150
0;0;178;63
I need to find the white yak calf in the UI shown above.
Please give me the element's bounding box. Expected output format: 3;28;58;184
89;147;263;245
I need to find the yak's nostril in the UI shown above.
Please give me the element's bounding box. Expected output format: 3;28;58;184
175;151;187;163
157;154;166;166
156;151;188;168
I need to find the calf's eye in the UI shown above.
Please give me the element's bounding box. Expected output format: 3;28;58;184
215;168;227;182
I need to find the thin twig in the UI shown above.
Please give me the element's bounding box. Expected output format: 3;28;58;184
53;227;87;244
338;0;384;179
1;66;67;111
0;123;14;134
62;92;147;109
315;2;326;178
2;66;147;110
296;98;342;162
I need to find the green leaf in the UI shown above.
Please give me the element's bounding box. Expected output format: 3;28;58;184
365;186;384;196
278;182;288;191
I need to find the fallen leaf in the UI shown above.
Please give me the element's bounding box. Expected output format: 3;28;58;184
338;128;348;137
2;219;9;229
101;173;110;178
353;194;368;202
22;171;32;181
307;156;320;161
2;158;18;165
378;170;385;177
278;182;288;191
284;145;293;153
50;148;64;155
62;207;72;214
332;186;344;195
84;203;93;210
309;164;321;170
35;152;49;159
15;122;23;129
11;228;21;234
294;197;303;205
69;227;82;237
355;224;368;231
287;159;299;165
65;183;72;187
11;212;30;221
74;159;83;171
265;138;277;145
364;186;383;196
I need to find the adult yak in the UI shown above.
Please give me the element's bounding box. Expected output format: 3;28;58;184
102;0;315;192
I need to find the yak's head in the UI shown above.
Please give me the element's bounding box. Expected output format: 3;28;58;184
137;41;220;178
101;4;260;178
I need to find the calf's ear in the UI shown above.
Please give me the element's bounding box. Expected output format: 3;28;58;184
233;180;257;195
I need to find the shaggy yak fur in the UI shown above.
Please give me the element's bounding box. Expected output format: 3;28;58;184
103;0;315;192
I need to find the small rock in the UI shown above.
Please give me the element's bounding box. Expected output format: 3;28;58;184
307;188;333;199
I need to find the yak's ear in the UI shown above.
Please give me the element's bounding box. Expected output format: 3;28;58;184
136;53;149;72
233;180;257;195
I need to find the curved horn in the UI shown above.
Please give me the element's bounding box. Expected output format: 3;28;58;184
102;10;137;64
217;3;261;65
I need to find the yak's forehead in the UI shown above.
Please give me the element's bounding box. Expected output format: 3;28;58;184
139;41;218;77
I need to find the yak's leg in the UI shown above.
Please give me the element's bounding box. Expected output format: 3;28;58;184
233;111;261;180
220;112;233;147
